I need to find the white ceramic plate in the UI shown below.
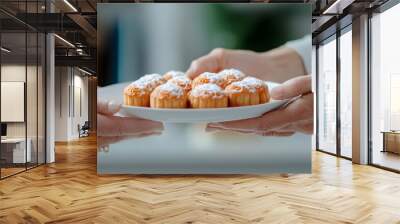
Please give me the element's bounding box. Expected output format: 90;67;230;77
119;82;289;123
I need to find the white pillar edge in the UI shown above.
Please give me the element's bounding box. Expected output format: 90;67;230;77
46;33;55;163
352;14;369;164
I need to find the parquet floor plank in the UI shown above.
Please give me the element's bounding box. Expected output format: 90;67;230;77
1;136;400;223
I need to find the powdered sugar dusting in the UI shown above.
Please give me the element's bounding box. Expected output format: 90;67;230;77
157;82;184;96
168;76;191;85
198;72;222;83
138;73;163;82
227;80;257;93
225;77;266;94
191;83;225;98
125;73;164;95
138;73;164;88
218;69;245;79
242;77;266;87
129;80;148;88
165;70;186;78
124;80;150;96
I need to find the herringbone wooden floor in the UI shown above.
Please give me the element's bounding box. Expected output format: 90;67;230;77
1;136;400;224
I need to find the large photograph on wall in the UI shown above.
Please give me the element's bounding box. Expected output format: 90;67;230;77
97;3;313;174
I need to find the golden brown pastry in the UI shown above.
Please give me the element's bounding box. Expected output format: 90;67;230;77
163;70;186;80
225;77;270;106
138;73;166;91
191;72;224;88
218;69;246;88
123;80;152;107
150;82;187;108
188;83;228;108
168;76;192;93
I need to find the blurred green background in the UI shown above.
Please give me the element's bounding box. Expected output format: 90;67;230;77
98;4;311;86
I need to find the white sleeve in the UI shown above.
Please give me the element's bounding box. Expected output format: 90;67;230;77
284;35;312;74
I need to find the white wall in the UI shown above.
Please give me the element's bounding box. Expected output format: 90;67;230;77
71;74;89;138
54;67;89;141
1;65;26;141
1;63;47;163
1;82;24;122
1;65;26;134
1;65;40;138
55;67;69;141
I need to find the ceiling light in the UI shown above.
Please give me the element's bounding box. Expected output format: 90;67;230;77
1;47;11;53
63;0;78;12
54;34;75;48
322;0;355;15
76;48;85;55
323;0;342;15
78;67;92;76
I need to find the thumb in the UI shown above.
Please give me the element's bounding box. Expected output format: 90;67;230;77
98;99;121;115
271;75;311;100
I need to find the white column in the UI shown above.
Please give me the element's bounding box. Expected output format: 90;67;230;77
45;1;56;163
352;14;369;164
46;33;55;163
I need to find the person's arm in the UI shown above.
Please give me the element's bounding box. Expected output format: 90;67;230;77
258;46;307;83
284;35;311;75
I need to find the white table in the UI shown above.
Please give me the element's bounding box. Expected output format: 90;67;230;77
1;138;31;163
381;131;400;154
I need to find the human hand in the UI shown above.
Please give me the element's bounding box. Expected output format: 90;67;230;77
186;47;306;83
207;75;313;136
186;48;266;80
97;99;164;149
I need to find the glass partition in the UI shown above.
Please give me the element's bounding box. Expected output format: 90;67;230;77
27;30;38;169
317;36;337;155
370;3;400;171
339;28;352;158
1;30;28;177
0;2;46;179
